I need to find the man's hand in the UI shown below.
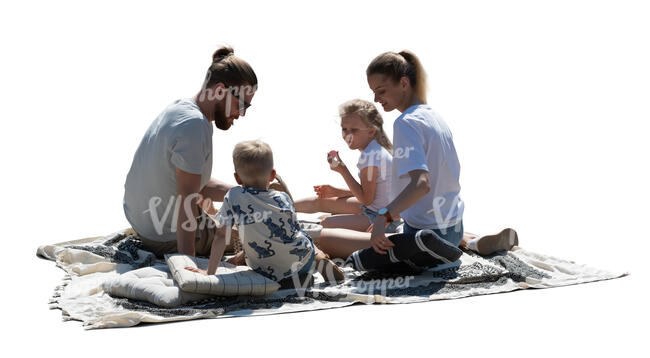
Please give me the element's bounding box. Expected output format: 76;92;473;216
185;267;208;275
370;215;394;254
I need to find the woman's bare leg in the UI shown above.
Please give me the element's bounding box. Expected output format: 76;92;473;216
321;214;371;232
294;196;363;215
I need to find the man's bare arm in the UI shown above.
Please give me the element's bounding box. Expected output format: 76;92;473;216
200;178;235;203
175;167;202;256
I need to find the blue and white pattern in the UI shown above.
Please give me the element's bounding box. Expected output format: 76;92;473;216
248;240;276;259
253;266;278;281
242;187;268;195
272;195;293;213
289;244;312;262
216;187;315;281
262;218;293;243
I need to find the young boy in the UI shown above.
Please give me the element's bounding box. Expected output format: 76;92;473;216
187;140;344;286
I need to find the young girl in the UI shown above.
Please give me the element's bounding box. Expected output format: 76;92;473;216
294;99;401;233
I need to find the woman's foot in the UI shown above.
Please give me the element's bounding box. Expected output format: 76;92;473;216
469;228;519;255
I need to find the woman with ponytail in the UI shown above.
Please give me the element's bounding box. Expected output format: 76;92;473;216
364;50;517;257
362;49;466;254
295;99;401;233
316;50;516;264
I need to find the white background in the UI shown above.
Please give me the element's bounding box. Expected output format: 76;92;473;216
2;0;648;356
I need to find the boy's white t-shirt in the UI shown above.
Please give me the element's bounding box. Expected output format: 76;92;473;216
123;98;213;242
391;104;464;229
216;187;315;282
356;139;393;211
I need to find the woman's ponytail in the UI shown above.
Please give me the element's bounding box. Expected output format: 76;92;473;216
398;50;427;104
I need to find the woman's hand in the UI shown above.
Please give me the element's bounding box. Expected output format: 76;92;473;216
313;184;338;199
370;216;394;254
327;150;346;173
184;267;208;275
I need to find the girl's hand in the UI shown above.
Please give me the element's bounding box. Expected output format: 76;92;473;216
313;184;337;198
327;150;345;173
184;267;208;275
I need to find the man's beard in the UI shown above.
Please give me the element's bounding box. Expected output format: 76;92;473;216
212;102;232;130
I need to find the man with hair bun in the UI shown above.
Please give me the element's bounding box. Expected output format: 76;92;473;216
123;45;257;258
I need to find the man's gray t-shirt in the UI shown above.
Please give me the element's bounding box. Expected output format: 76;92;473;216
123;98;213;242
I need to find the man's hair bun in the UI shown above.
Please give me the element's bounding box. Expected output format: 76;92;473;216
212;46;234;62
203;44;257;90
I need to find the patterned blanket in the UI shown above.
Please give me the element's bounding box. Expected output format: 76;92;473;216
37;229;627;329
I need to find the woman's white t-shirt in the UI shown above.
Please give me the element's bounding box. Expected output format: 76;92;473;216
356;139;393;212
391;105;464;229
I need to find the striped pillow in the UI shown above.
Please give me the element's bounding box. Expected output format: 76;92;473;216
166;254;280;296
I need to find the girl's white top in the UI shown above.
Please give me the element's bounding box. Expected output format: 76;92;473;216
356;139;393;211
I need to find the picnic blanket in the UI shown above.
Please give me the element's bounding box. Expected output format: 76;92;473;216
37;228;627;329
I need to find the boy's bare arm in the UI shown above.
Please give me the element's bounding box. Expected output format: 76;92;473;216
206;227;228;275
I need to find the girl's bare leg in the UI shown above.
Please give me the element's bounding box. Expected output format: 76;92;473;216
294;196;363;215
317;228;403;259
316;228;372;259
321;214;371;232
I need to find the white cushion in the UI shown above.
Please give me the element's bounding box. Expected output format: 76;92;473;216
165;254;280;296
101;265;213;308
300;221;323;239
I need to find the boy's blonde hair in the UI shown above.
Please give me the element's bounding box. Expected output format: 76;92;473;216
232;140;274;186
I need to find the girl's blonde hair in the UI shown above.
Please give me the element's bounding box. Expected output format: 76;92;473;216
366;50;427;104
339;99;393;154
